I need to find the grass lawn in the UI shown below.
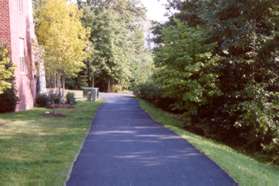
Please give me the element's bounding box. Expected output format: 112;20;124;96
139;99;279;186
0;101;102;186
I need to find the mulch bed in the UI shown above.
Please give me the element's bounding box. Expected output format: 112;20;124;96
43;104;75;118
47;104;74;109
0;122;6;127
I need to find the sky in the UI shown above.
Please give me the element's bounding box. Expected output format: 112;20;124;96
72;0;169;23
141;0;169;23
72;0;169;47
140;0;169;48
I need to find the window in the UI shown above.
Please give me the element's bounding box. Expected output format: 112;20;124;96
17;0;23;14
19;38;25;73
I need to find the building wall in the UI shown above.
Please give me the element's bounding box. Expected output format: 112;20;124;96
0;0;37;111
0;0;11;47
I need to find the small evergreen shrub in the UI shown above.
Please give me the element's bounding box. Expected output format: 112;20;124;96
49;93;62;104
134;81;175;112
66;92;76;105
0;44;14;94
134;82;161;101
0;44;16;113
0;88;17;113
36;94;50;107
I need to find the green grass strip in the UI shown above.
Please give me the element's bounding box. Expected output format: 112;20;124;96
139;99;279;186
0;101;102;186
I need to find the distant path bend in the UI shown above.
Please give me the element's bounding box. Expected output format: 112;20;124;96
67;93;237;186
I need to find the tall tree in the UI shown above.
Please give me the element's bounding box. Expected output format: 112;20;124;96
154;20;220;120
148;0;279;161
75;0;149;91
37;0;89;91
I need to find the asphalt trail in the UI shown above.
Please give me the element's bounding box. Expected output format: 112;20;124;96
67;93;237;186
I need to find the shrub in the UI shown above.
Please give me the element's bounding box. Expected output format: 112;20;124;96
49;93;62;104
0;44;14;94
134;81;161;101
134;81;175;112
66;92;76;105
36;94;50;107
112;85;123;93
0;87;17;113
0;44;16;113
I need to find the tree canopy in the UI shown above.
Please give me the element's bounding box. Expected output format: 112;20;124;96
136;0;279;163
36;0;89;87
72;0;153;91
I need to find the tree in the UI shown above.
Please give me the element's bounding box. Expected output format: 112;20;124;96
75;0;149;92
32;0;42;12
154;20;220;120
146;0;279;162
0;45;14;94
36;0;89;93
180;0;279;152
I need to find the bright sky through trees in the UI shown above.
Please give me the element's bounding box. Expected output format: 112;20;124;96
71;0;169;22
141;0;168;23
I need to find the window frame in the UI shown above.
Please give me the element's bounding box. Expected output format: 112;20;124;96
17;0;23;14
19;38;26;74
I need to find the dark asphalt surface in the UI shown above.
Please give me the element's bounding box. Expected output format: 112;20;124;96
66;93;237;186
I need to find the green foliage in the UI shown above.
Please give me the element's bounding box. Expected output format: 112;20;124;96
154;20;221;117
91;8;131;89
130;49;154;89
36;0;89;89
138;0;279;163
0;45;14;94
134;80;178;112
139;99;279;186
0;88;17;113
134;81;162;102
36;94;50;107
72;0;153;91
0;101;102;185
66;92;76;105
0;45;16;113
49;93;62;104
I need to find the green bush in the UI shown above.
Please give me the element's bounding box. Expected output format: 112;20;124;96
66;92;76;105
134;81;177;112
36;94;50;107
0;44;16;113
134;81;161;101
49;93;62;104
0;44;14;94
0;88;17;113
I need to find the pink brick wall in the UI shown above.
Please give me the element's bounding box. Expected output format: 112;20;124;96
0;0;11;47
0;0;37;111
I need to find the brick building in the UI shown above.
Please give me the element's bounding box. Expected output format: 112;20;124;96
0;0;37;111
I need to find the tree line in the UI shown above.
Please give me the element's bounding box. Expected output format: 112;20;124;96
135;0;279;163
0;0;153;111
32;0;153;92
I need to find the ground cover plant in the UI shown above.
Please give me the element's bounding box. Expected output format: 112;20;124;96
139;99;279;186
0;101;102;186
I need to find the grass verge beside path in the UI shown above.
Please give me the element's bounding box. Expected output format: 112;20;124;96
139;99;279;186
0;101;102;186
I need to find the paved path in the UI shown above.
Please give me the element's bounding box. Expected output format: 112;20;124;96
67;93;237;186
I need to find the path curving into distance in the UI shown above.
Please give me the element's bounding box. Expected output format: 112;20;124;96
66;93;237;186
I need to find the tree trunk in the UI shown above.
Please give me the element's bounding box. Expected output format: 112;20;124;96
92;72;95;87
107;79;111;92
62;75;65;100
